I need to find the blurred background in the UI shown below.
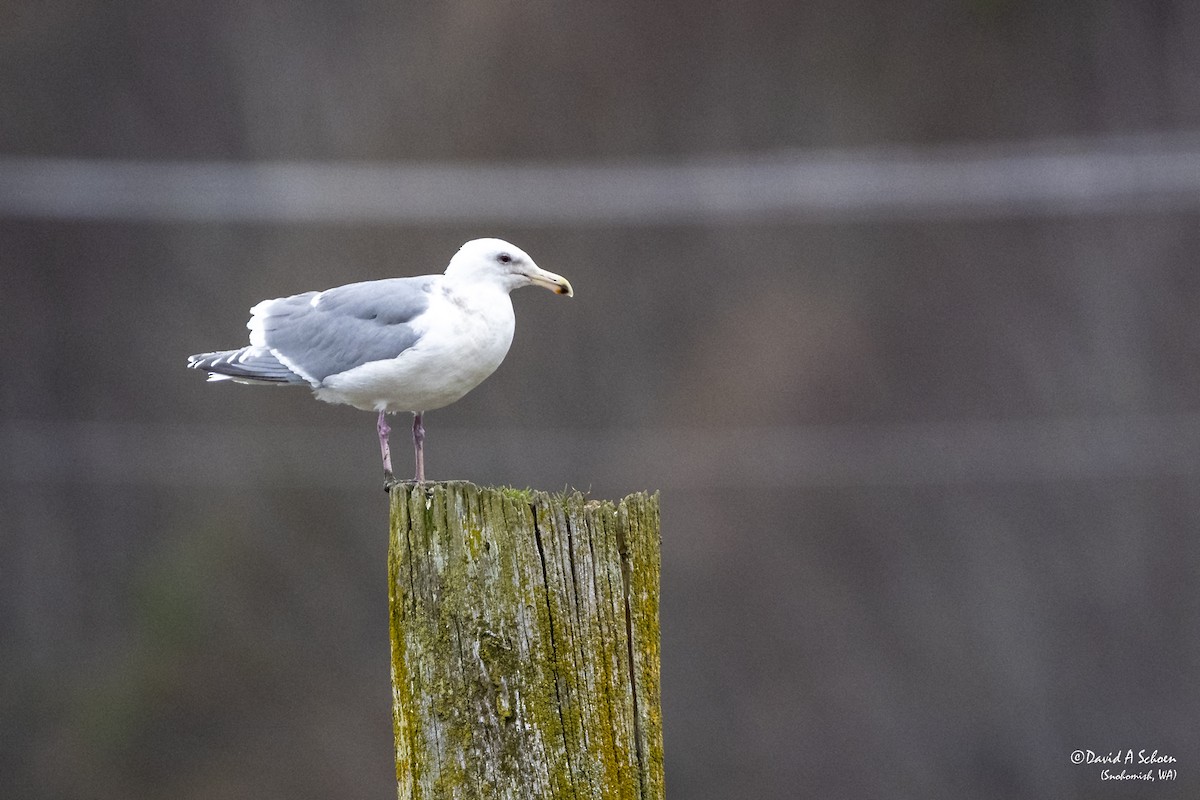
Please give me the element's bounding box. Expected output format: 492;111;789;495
3;2;1200;798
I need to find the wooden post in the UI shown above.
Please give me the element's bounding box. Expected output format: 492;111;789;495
388;481;663;800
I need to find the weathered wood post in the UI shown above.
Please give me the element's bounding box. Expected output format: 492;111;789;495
388;481;663;799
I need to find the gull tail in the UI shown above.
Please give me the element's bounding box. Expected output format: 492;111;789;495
187;347;307;385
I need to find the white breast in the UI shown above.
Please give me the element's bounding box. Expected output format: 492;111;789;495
314;283;516;413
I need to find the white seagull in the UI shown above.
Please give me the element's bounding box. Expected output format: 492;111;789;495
187;238;573;484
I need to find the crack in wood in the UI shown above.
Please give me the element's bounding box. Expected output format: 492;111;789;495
532;502;580;798
617;520;647;797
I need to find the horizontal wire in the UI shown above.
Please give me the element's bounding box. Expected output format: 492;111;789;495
4;131;1200;224
5;415;1200;492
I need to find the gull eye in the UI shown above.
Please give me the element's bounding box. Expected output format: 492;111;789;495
498;252;512;264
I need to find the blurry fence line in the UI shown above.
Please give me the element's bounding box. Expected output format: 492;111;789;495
4;131;1200;224
6;415;1200;492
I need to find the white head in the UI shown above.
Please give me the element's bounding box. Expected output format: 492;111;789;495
444;238;574;296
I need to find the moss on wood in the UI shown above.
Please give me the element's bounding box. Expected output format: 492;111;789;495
388;481;663;800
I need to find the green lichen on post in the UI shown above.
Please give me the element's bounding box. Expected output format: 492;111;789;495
387;481;663;800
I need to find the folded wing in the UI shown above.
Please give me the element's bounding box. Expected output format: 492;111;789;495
189;276;435;386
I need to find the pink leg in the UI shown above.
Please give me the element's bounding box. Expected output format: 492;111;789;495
378;411;393;481
412;412;425;482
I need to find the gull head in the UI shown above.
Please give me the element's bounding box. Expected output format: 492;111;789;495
445;238;574;297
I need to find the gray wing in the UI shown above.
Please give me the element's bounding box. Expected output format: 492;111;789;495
250;276;435;384
187;347;307;384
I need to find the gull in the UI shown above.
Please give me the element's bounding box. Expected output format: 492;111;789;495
187;238;573;484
